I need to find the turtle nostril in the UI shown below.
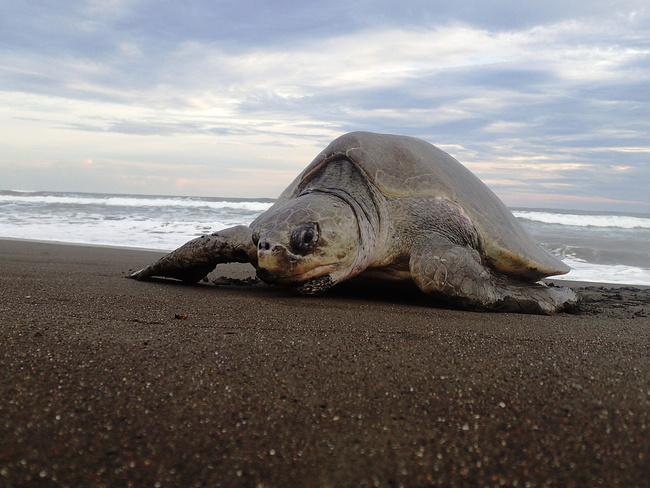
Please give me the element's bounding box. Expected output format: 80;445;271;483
258;239;271;251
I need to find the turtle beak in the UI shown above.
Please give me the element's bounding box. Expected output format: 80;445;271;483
256;238;298;280
255;236;336;285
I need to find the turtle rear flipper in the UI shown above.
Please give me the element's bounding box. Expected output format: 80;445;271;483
129;225;257;283
409;236;577;314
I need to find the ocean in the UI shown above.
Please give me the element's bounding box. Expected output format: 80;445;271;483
1;190;649;286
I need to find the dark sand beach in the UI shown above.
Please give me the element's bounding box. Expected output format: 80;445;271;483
1;239;649;487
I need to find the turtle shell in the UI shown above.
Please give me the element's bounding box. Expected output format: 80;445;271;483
279;131;569;281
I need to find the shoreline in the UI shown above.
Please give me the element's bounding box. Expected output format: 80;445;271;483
2;237;648;290
1;239;649;486
0;235;174;253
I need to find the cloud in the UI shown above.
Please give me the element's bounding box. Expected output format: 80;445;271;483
0;1;648;210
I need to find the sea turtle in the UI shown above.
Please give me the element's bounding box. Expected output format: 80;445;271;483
130;131;576;314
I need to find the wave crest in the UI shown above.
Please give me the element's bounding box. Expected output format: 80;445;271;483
512;210;650;230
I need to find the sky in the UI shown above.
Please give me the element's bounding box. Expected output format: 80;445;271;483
1;1;649;212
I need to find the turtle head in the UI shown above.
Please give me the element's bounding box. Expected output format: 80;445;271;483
251;193;360;293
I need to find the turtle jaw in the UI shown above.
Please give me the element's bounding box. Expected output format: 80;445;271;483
258;267;336;295
256;249;339;286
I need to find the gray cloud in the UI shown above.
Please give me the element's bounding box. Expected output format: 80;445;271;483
0;1;648;210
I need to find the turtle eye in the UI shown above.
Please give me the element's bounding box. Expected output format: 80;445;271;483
290;222;320;254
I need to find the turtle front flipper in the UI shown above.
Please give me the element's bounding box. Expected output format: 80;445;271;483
129;225;257;283
409;236;577;314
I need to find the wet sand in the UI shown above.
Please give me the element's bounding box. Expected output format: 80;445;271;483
1;239;649;487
